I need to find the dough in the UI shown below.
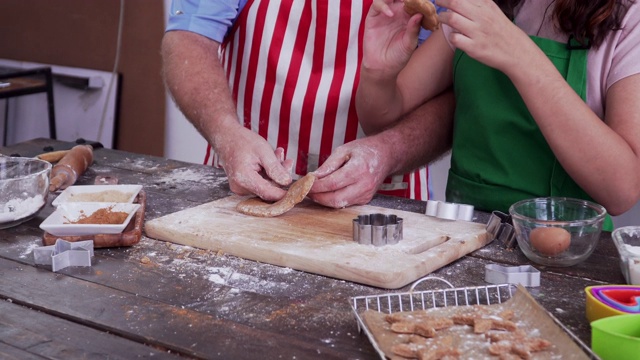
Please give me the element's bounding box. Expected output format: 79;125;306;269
404;0;439;31
236;173;316;217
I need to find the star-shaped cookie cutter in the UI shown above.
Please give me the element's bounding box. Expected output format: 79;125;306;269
33;239;94;272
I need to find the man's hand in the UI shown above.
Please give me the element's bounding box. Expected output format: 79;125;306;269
314;89;456;208
162;31;294;202
216;126;293;201
308;136;394;208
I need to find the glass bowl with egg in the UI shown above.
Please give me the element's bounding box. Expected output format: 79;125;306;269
509;197;607;267
612;226;640;285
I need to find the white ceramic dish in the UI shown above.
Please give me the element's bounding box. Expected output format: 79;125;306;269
52;184;142;207
40;202;141;236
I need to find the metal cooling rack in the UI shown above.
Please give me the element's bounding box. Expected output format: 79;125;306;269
349;277;598;360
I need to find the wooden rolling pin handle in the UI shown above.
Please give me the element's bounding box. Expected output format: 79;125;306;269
37;150;70;163
48;145;94;192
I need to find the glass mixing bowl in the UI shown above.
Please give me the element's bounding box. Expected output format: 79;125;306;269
0;157;52;229
612;226;640;285
509;197;607;267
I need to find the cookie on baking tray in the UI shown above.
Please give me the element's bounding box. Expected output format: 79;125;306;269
361;303;553;359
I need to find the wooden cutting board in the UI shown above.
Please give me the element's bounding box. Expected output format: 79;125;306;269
144;196;491;289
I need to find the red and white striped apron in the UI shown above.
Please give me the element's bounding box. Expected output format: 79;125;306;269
204;0;430;200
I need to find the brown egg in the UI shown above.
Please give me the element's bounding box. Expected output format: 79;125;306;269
530;227;571;256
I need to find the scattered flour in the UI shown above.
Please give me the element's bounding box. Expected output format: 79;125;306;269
131;240;299;297
156;168;226;187
106;158;161;171
19;241;41;259
124;238;390;335
205;266;293;294
131;158;161;170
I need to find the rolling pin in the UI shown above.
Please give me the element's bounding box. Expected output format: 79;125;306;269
48;144;94;192
37;150;70;163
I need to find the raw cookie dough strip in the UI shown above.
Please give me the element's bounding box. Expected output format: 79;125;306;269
236;173;316;217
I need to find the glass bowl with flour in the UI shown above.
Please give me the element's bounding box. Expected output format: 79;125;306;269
0;157;52;229
613;226;640;284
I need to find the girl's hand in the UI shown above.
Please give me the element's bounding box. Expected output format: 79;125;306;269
437;0;533;75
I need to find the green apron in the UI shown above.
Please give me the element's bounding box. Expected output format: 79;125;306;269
447;35;613;231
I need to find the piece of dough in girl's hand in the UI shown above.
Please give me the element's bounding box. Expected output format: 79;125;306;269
404;0;439;31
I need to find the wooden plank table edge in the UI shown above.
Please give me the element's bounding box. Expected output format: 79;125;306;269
0;257;368;359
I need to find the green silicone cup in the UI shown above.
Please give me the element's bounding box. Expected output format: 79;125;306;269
591;314;640;360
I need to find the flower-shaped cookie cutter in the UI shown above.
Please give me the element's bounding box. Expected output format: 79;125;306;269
353;213;403;246
425;200;474;221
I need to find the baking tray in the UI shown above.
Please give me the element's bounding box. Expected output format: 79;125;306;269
349;278;598;359
42;190;146;248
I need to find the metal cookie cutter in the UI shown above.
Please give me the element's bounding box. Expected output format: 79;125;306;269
33;239;94;272
425;200;474;221
484;264;540;287
486;210;517;248
353;213;403;246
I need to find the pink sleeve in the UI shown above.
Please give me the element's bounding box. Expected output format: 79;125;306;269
605;4;640;88
440;24;457;51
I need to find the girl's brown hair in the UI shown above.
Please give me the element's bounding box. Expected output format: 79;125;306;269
495;0;634;48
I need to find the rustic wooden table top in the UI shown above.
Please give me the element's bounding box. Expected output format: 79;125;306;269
0;139;623;359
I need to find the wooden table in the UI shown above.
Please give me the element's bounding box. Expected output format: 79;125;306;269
0;138;623;359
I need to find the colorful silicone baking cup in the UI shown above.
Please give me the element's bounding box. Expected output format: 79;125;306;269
585;285;640;322
591;314;640;360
